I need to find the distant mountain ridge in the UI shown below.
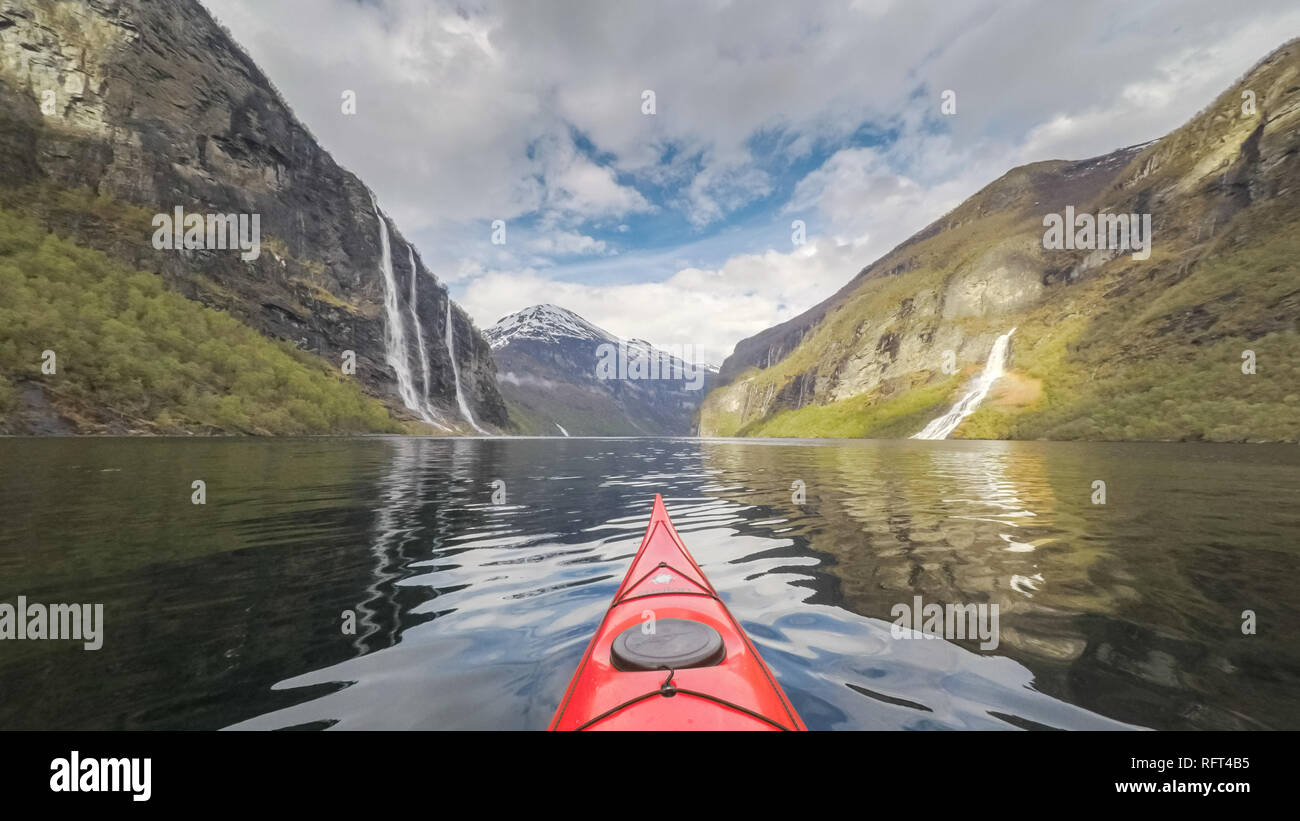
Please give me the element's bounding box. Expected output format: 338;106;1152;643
489;304;714;435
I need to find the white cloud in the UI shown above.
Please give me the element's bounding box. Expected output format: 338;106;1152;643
782;136;1012;267
527;231;610;257
538;139;654;221
1014;18;1300;163
677;151;774;228
459;237;872;366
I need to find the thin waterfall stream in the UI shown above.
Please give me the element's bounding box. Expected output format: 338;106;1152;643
912;328;1017;440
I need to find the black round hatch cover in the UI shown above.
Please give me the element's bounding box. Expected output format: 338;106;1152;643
611;618;726;672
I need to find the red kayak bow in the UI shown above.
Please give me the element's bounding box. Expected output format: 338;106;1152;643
550;494;805;730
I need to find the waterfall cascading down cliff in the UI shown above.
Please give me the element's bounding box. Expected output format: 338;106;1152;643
370;195;436;425
445;299;488;434
405;245;450;431
912;328;1017;440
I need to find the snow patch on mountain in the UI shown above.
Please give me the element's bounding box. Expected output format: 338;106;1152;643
485;304;616;350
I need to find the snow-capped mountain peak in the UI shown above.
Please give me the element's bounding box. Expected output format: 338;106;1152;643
484;304;617;350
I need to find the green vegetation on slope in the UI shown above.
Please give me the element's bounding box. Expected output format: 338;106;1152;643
0;206;400;434
0;183;157;232
737;374;962;438
705;208;1299;443
963;219;1300;442
965;331;1300;441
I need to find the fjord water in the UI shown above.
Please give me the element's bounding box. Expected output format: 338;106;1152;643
0;437;1296;730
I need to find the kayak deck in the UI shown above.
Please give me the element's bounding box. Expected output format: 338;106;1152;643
550;495;805;731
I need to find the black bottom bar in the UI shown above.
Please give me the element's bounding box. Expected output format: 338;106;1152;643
1;730;1287;808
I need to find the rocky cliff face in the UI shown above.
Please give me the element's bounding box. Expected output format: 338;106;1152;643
0;0;506;431
487;304;713;435
702;39;1300;442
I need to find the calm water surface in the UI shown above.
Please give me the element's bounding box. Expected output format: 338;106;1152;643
1;437;1297;730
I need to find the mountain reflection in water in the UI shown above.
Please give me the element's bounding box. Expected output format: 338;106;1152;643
0;437;1295;730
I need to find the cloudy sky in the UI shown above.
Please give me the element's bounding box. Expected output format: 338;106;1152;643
201;0;1299;364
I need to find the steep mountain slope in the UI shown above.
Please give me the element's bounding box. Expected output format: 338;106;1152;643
0;0;505;433
488;304;713;435
701;39;1300;442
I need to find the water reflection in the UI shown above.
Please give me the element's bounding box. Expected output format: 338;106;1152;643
692;440;1136;728
0;437;1296;730
696;439;1300;729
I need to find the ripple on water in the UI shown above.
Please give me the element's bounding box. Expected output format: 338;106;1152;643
0;437;1296;730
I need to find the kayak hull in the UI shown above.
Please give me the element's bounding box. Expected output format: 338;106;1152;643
550;495;805;731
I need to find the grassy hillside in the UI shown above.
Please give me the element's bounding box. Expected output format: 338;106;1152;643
0;206;401;434
736;375;961;438
964;217;1300;441
737;207;1300;443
